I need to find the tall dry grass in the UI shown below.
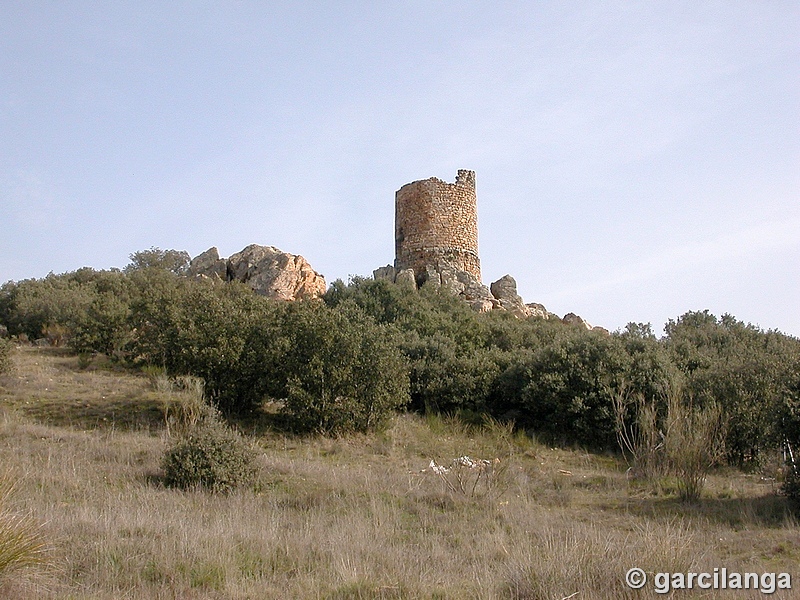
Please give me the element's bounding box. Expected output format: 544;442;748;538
665;392;725;502
0;468;50;594
153;373;218;436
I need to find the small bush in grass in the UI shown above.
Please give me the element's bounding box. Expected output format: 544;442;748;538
0;512;47;580
425;455;509;500
162;422;257;493
0;339;11;375
783;455;800;510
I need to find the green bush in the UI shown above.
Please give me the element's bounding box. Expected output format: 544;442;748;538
0;339;11;375
401;333;505;414
71;291;132;357
664;311;800;467
0;275;94;341
783;452;800;509
162;422;257;493
496;329;630;448
124;247;190;274
275;302;410;434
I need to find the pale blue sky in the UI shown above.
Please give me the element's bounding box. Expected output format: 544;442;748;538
2;2;798;335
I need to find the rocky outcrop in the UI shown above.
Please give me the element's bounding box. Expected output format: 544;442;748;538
423;262;498;313
373;261;498;312
373;265;396;283
526;303;555;320
561;312;606;333
372;261;603;329
227;245;326;301
562;312;592;330
188;247;227;282
189;244;326;301
395;268;417;290
490;275;531;318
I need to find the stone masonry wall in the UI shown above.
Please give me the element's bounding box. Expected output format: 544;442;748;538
394;169;481;282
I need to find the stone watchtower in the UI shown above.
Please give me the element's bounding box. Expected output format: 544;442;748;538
394;169;481;282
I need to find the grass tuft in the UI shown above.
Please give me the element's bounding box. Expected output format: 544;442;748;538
0;472;50;582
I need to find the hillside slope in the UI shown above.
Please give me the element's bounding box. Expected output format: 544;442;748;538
0;346;797;599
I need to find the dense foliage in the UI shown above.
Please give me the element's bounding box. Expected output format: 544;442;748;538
0;339;11;375
2;254;800;462
124;247;191;275
162;421;257;493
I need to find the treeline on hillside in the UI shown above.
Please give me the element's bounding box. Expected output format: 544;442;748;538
1;250;799;471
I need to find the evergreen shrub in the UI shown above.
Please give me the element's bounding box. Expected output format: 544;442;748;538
162;422;257;493
0;339;11;375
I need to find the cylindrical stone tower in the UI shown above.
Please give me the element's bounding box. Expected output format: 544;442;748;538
394;169;481;282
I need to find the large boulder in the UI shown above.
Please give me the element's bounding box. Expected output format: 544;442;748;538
562;312;593;330
438;263;466;296
372;265;418;290
457;271;497;313
373;265;396;283
490;275;531;318
395;268;417;289
526;303;554;320
188;247;227;281
227;244;327;301
419;260;497;313
189;245;326;301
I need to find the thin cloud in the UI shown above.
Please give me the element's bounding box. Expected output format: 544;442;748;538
549;215;800;305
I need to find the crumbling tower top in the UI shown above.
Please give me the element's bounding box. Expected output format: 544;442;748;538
394;169;481;282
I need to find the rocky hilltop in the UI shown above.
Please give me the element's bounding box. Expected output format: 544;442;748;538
185;245;600;330
373;261;603;332
185;169;602;328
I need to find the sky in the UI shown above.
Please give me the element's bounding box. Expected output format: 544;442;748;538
1;2;798;337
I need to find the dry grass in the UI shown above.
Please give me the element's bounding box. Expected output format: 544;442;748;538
0;347;162;431
0;470;50;591
0;346;798;599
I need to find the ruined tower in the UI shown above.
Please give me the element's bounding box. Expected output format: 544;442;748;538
394;169;481;282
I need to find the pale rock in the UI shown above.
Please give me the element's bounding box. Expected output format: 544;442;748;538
562;312;592;330
525;303;552;320
189;244;326;301
231;245;326;301
460;277;498;310
469;298;495;313
490;275;532;318
422;264;442;288
395;268;417;289
438;264;466;296
188;247;227;281
412;260;498;313
446;263;498;311
373;265;396;282
227;244;278;283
